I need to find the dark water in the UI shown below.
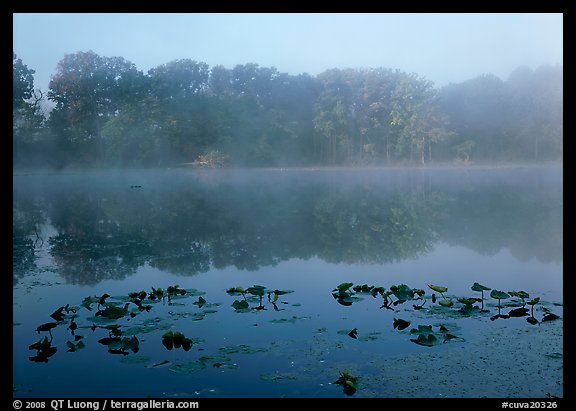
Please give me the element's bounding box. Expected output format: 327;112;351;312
13;166;563;398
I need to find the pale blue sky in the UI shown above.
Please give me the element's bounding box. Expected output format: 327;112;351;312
13;13;563;92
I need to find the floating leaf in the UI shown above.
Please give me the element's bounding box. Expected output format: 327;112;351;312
334;283;354;293
526;316;540;325
443;333;464;343
98;337;121;346
508;307;529;317
393;318;411;331
50;307;66;322
390;284;415;301
66;340;85;352
428;284;448;294
527;297;541;306
226;287;245;294
246;285;266;296
542;313;560;322
334;369;358;396
456;297;480;306
194;296;207;307
509;291;530;300
35;322;58;334
169;361;206;374
410;334;438;347
232;300;249;310
410;325;433;334
120;355;150;365
438;299;454;308
29;336;51;351
471;283;491;292
490;290;510;300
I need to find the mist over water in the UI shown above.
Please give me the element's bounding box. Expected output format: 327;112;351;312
13;166;562;397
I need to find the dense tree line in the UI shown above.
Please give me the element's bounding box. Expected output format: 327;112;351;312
13;51;563;168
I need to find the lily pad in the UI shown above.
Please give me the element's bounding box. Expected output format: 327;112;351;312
334;282;354;293
169;361;207;374
334;369;358;396
428;284;448;294
508;307;529;317
232;300;249;310
542;313;560;322
393;318;411;331
390;284;415;301
471;282;491;292
410;333;439;347
410;325;433;334
120;355;150;365
490;290;510;300
438;299;454;308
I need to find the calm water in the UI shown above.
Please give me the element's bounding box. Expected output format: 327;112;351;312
13;166;563;398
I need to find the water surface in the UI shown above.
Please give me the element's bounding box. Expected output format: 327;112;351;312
13;166;563;398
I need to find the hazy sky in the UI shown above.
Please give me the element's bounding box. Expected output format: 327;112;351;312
13;13;563;92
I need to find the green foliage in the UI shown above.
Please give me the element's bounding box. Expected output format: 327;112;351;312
334;369;358;395
15;48;562;168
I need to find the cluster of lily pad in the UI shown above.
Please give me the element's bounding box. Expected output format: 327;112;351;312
27;285;201;363
331;281;562;349
226;285;294;311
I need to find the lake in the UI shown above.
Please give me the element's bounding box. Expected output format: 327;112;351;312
13;166;563;398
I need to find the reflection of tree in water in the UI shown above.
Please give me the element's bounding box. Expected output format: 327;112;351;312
439;176;563;264
13;196;45;285
312;187;446;264
12;168;563;285
47;192;149;286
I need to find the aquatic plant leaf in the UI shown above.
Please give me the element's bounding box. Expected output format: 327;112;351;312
334;369;358;395
490;290;510;300
438;299;454;308
471;283;491;292
410;334;438;347
509;291;530;299
527;297;541;306
390;284;415;301
542;313;560;322
526;316;540;325
353;284;374;293
443;333;464;343
508;307;529;317
410;325;433;334
428;284;448;293
120;355;150;365
181;338;193;351
50;307;66;322
393;318;411;331
456;297;480;306
232;300;249;310
66;340;85;352
348;328;358;339
36;322;58;333
334;282;354;293
226;287;245;294
127;335;139;352
128;291;147;300
29;336;51;351
490;314;510;321
98;337;121;346
246;285;266;296
169;361;206;374
194;296;206;307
